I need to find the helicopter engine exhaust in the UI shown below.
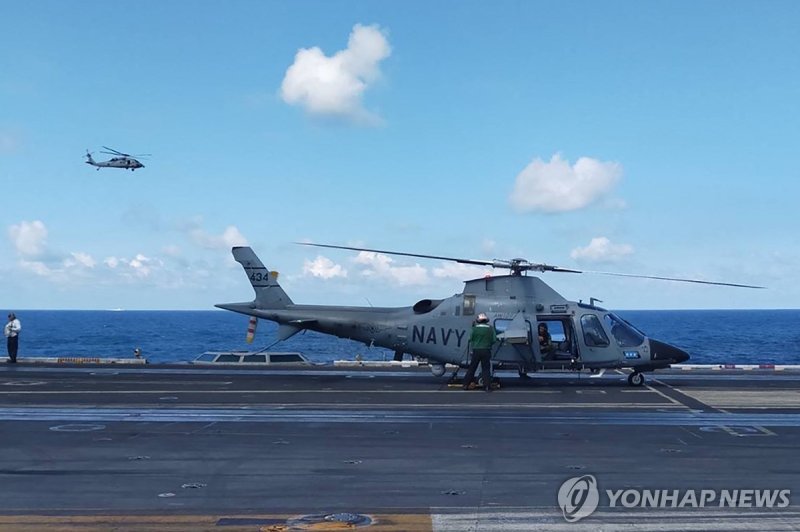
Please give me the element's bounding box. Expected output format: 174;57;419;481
413;299;443;314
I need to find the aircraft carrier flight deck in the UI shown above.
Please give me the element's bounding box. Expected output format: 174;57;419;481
0;363;799;531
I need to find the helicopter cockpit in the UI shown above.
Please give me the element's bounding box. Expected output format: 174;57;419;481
604;313;646;348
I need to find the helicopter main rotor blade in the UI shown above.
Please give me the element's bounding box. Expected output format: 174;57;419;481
547;266;583;274
577;270;765;289
296;242;763;287
299;243;593;275
296;242;495;267
102;146;129;156
297;243;580;274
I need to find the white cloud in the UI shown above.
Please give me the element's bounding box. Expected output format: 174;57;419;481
355;251;428;286
280;23;391;124
7;221;97;282
570;237;634;263
303;255;348;279
7;221;167;286
19;259;51;277
129;254;156;278
9;220;47;256
188;224;248;250
17;250;97;281
509;153;623;213
4;220;245;298
104;253;163;279
64;252;96;269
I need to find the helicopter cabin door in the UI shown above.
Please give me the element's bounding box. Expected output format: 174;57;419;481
536;317;580;367
492;314;538;371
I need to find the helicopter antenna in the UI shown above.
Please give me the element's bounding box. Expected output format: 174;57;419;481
296;242;766;288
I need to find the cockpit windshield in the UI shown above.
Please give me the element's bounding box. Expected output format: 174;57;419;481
604;313;645;347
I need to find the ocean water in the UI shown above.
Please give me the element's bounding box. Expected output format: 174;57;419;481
6;309;800;365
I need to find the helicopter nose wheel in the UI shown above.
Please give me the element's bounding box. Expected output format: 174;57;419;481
627;371;645;387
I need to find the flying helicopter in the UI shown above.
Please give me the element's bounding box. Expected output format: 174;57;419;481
84;146;149;171
216;244;764;387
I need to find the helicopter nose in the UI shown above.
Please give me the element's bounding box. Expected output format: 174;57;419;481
649;339;690;364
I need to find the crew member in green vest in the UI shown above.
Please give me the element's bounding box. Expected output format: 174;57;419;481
463;313;497;392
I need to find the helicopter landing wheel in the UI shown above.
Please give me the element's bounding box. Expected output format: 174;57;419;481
628;371;645;387
447;369;461;385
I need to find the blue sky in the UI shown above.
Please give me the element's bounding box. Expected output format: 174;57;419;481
1;1;798;310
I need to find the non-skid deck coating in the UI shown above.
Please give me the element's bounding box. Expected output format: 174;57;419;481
0;364;799;531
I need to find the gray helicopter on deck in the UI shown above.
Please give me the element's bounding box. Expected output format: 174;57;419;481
85;146;149;171
216;244;763;387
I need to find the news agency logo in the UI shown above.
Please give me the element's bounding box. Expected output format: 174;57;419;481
557;474;599;522
557;474;792;522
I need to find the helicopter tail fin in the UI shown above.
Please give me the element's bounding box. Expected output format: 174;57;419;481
230;246;293;309
85;150;95;165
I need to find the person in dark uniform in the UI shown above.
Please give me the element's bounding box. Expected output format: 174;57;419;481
463;313;497;392
538;322;555;358
4;313;21;363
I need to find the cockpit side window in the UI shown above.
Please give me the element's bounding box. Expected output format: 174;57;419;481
580;314;610;347
604;313;645;347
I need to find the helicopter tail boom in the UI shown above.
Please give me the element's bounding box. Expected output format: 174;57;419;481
229;246;293;310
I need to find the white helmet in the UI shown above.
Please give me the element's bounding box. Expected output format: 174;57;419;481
477;313;489;323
